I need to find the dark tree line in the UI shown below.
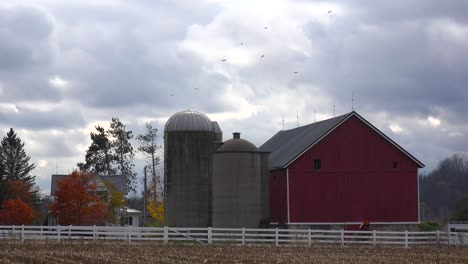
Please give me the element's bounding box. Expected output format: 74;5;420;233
420;153;468;221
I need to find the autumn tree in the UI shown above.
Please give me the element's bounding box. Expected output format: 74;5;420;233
0;198;37;225
146;178;164;226
0;180;38;225
49;171;106;226
108;117;136;192
77;126;114;175
102;180;127;224
137;123;162;201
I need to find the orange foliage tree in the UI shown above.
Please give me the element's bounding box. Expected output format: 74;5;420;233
0;198;37;225
49;171;106;226
0;180;38;225
4;180;34;203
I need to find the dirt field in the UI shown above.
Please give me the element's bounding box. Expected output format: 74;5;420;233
0;242;467;263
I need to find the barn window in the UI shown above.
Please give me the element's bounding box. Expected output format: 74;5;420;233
393;161;398;169
314;159;322;170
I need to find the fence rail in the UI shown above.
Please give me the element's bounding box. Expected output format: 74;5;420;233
0;225;467;247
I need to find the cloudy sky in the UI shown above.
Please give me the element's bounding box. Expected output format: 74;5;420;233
1;0;468;195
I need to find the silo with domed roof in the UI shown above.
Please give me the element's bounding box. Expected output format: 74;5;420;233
212;132;270;228
164;110;222;227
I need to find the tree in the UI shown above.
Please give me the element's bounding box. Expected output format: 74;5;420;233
102;180;127;224
146;178;164;226
3;179;34;204
77;126;114;175
108;117;136;192
0;180;38;225
0;128;35;184
137;123;162;201
420;153;468;221
0;198;37;225
451;198;468;221
49;171;106;226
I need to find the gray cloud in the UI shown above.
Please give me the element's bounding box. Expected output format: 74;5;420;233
1;0;467;192
0;106;85;130
0;5;61;103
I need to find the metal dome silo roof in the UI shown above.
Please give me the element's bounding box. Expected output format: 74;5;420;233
164;110;215;132
216;132;257;152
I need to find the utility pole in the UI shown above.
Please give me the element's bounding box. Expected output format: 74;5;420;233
143;166;147;226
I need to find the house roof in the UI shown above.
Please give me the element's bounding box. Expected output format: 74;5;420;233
51;174;128;196
258;111;425;169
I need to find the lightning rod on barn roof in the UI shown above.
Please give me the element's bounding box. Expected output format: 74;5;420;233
352;91;354;111
282;114;285;130
333;99;335;117
296;110;299;128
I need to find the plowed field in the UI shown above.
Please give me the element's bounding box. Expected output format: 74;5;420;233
0;242;467;263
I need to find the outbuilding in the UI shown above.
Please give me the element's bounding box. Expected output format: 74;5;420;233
259;111;424;227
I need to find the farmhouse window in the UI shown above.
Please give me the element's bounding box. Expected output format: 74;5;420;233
393;161;398;169
314;159;322;170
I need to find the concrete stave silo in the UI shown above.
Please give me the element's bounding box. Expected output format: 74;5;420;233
164;110;222;227
212;132;270;228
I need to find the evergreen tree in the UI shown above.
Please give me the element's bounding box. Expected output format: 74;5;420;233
108;117;136;192
0;128;35;185
77;126;114;175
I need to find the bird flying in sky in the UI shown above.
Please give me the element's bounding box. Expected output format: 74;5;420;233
221;59;227;62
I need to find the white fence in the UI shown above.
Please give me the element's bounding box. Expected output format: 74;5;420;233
0;225;467;247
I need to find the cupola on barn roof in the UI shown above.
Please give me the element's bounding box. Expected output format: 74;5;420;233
164;110;216;132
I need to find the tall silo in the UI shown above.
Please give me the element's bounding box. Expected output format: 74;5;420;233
212;132;270;228
164;110;222;227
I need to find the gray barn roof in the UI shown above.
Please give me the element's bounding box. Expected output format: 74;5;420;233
51;174;128;196
258;111;424;169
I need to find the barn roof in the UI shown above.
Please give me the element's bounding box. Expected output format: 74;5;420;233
51;174;128;196
258;111;425;169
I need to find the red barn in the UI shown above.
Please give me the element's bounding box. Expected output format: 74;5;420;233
259;111;424;226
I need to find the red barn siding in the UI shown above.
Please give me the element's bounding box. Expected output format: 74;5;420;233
269;169;288;224
286;115;419;223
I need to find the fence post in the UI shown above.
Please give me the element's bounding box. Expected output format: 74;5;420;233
340;229;344;247
128;226;132;243
242;227;245;245
40;226;43;236
12;225;15;240
57;225;61;242
436;230;440;246
308;229;311;246
447;228;451;246
93;225;96;241
373;230;377;247
68;225;72;239
404;230;409;248
208;227;212;244
21;225;24;243
275;228;279;246
163;226;169;244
